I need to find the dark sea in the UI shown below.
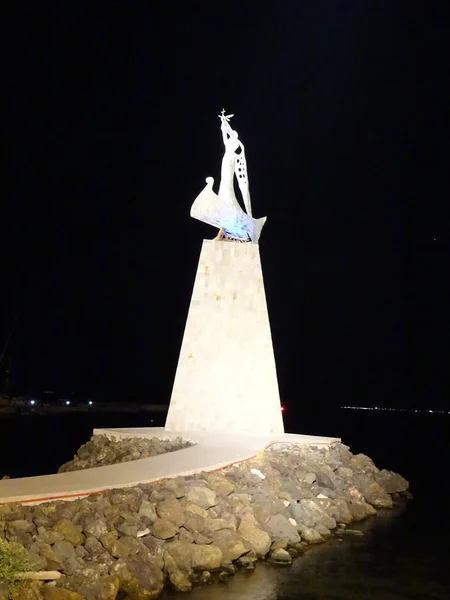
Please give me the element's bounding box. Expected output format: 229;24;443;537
0;409;449;600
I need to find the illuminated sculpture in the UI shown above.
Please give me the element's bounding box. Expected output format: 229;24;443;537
165;110;283;436
190;110;267;243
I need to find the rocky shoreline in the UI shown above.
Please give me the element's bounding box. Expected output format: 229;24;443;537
58;435;194;473
0;438;410;599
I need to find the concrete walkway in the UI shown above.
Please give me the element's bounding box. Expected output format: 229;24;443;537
0;428;340;505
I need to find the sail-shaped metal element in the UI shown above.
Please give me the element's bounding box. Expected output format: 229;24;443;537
190;112;265;243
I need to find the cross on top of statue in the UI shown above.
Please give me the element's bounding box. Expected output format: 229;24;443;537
219;108;234;122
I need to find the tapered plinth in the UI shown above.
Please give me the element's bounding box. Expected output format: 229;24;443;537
165;240;284;436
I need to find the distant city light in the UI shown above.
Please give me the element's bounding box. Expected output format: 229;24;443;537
29;399;36;406
65;400;71;406
341;406;449;415
88;400;93;406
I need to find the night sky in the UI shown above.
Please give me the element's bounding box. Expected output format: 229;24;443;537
3;2;449;411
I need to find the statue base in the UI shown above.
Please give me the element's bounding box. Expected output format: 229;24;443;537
165;240;284;436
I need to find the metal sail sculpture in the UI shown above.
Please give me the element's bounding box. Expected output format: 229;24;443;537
190;110;266;243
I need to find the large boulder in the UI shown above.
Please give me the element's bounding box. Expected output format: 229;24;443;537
138;500;157;524
266;514;300;545
349;454;378;473
297;524;324;544
237;513;271;558
348;501;376;521
205;473;234;496
374;470;409;494
164;541;193;571
151;518;179;540
211;530;250;563
110;557;164;599
185;487;217;510
59;574;119;600
83;518;108;539
268;548;292;564
164;554;192;592
183;514;206;534
155;499;185;527
53;520;84;547
191;544;222;571
353;475;393;508
290;499;336;530
42;587;86;599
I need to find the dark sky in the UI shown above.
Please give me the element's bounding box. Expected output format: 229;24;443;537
2;2;449;410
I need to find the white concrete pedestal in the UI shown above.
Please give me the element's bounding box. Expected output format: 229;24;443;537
165;240;284;436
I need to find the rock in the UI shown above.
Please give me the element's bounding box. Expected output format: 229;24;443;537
110;536;142;559
36;529;64;545
155;499;185;527
314;523;331;539
67;575;119;600
297;524;324;544
338;467;354;478
15;581;46;599
43;588;86;600
191;544;222;571
297;499;336;530
117;522;139;538
84;518;108;539
349;454;378;473
268;548;292;564
151;518;179;540
75;546;88;559
139;536;165;569
364;482;393;508
183;514;205;534
316;472;334;489
168;569;192;592
7;519;35;534
164;554;192;592
266;514;301;545
353;474;393;508
237;513;271;558
53;520;84;547
37;542;64;570
164;541;193;571
99;531;118;553
270;538;289;551
186;487;217;509
375;470;409;494
289;502;316;527
348;501;373;521
304;473;316;484
236;550;257;570
178;527;195;543
110;557;164;599
138;500;157;523
336;528;364;536
28;550;48;571
183;501;208;519
193;531;214;545
331;498;353;524
205;473;234;495
211;530;249;563
52;540;76;563
207;515;236;532
253;505;271;525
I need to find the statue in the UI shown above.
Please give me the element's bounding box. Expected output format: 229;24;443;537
190;110;267;243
